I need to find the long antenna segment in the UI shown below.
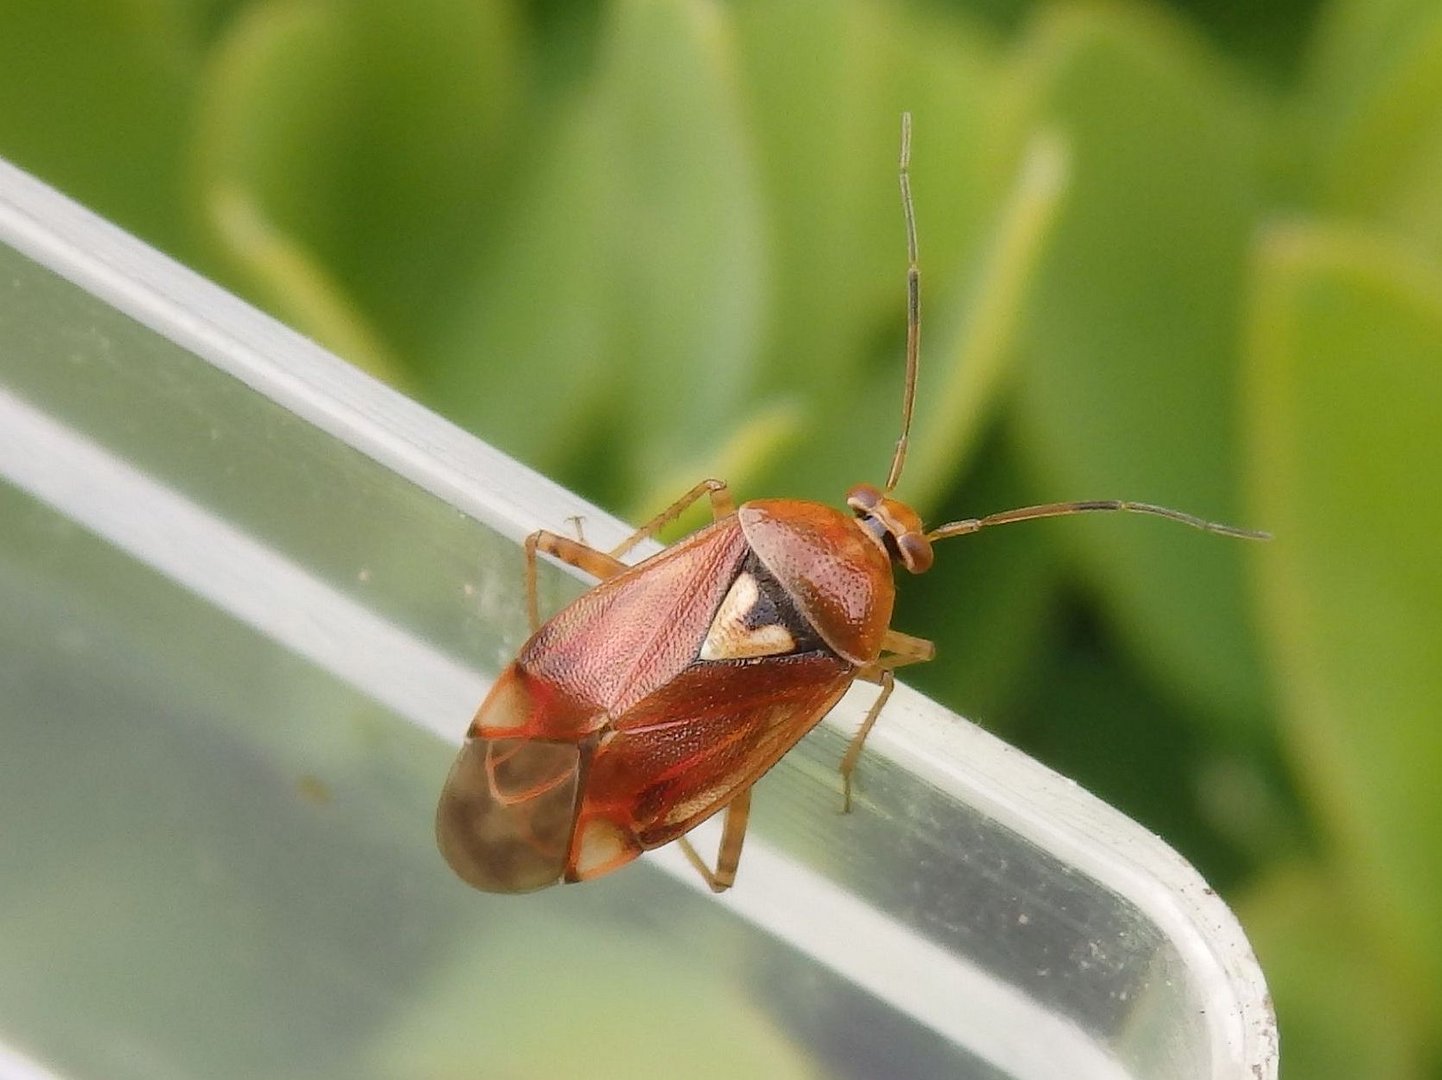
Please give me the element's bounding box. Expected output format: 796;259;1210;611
884;112;920;494
879;113;1270;547
927;500;1271;542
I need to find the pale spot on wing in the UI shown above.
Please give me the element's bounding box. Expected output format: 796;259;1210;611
572;819;635;879
660;784;729;829
699;572;796;660
472;668;530;731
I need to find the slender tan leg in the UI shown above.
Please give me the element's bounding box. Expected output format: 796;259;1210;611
878;628;936;665
838;629;936;812
675;787;752;893
524;481;732;632
523;530;628;632
609;479;733;561
839;671;893;814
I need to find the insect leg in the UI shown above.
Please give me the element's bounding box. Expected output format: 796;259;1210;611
838;629;936;811
877;628;936;666
839;671;894;814
523;480;733;631
675;786;752;893
608;479;734;561
523;530;629;632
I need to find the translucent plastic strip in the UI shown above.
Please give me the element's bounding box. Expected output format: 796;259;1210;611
655;822;1130;1080
855;688;1278;1076
0;162;615;555
0;384;483;740
0;1043;65;1080
0;384;1129;1080
0;156;1277;1080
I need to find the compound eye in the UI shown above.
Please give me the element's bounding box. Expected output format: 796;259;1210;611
847;483;884;515
897;532;934;574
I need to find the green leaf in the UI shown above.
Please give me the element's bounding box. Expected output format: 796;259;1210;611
902;130;1070;512
903;439;1067;726
585;0;767;491
1247;222;1442;1018
427;0;765;486
193;0;521;370
1239;863;1427;1080
730;0;1007;507
1006;6;1269;733
0;0;202;261
626;398;805;532
203;181;404;386
370;906;817;1080
1305;1;1442;255
421;99;613;473
1305;0;1442;121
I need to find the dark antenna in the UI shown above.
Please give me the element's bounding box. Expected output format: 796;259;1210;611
881;113;1269;546
884;112;920;494
927;500;1271;542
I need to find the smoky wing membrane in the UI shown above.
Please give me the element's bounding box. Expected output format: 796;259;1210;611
435;736;581;893
697;554;831;663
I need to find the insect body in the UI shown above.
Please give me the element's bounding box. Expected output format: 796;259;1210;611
436;116;1266;894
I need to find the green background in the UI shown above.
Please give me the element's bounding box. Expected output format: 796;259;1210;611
2;0;1439;1075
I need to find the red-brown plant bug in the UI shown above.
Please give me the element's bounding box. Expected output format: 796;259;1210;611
436;114;1268;894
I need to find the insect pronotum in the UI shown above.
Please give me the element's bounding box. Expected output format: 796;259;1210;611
436;114;1268;894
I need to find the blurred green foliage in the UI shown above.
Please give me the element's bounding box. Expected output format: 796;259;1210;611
1;0;1439;1074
